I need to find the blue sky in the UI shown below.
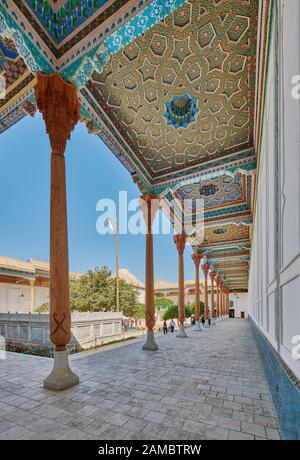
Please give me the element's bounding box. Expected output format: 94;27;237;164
0;113;196;283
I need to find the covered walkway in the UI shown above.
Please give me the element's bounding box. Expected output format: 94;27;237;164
0;320;280;440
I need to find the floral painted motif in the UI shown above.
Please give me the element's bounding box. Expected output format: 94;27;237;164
0;0;188;90
0;5;52;74
104;0;188;55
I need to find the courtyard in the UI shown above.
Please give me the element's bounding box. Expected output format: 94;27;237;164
0;319;280;441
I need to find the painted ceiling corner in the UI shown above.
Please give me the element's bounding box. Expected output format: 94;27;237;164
0;0;272;292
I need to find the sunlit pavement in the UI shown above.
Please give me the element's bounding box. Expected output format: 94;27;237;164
0;319;280;440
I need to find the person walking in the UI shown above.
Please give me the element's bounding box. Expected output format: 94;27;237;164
169;319;176;333
163;320;168;335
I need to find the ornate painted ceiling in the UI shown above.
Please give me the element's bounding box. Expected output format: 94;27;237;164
167;173;253;226
0;36;36;133
87;0;258;189
0;0;271;293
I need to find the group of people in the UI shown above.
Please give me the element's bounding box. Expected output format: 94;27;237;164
162;319;176;334
163;314;213;334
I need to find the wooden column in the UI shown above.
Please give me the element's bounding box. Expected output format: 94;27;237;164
140;194;160;350
192;253;202;330
220;281;224;317
174;234;187;337
216;277;221;318
201;261;210;325
226;289;230;317
29;281;35;313
35;72;80;390
209;271;216;322
224;289;227;316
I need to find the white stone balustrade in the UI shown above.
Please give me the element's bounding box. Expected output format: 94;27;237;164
0;311;123;350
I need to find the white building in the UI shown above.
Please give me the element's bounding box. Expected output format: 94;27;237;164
0;256;49;313
248;0;300;383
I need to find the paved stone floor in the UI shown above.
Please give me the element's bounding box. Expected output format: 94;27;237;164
0;319;281;440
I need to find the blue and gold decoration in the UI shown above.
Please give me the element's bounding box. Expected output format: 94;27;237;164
164;93;198;129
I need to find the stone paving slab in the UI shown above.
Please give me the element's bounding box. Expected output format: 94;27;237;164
0;320;281;440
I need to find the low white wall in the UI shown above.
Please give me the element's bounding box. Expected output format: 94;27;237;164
0;311;123;350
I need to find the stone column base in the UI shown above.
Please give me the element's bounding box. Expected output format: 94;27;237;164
176;324;187;338
204;319;210;327
194;320;203;331
143;330;158;351
44;350;79;391
212;318;216;325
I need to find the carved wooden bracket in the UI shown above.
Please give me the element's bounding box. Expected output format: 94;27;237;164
209;271;216;282
201;263;210;278
191;252;202;267
174;234;187;256
140;194;160;233
35;72;80;154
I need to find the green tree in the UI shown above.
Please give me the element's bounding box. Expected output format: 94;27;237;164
163;302;204;321
188;301;205;316
163;304;178;321
154;297;174;310
35;303;49;313
69;267;138;313
134;303;146;321
163;305;193;321
118;279;140;317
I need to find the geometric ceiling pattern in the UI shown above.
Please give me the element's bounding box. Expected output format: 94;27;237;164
88;0;258;187
0;0;269;293
177;174;247;210
164;173;253;227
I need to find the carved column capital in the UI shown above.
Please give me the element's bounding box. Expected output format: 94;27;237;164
140;194;160;231
209;271;216;283
191;252;202;268
35;72;80;154
201;263;210;278
174;234;187;256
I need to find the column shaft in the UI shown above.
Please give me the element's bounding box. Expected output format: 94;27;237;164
216;279;220;318
210;272;216;320
174;235;187;337
50;150;70;350
192;253;202;323
202;263;209;322
141;195;160;351
220;283;223;317
30;281;35;313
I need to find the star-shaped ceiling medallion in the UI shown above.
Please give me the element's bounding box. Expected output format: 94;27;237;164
164;93;199;129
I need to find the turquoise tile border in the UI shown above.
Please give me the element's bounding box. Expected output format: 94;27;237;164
250;317;300;440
